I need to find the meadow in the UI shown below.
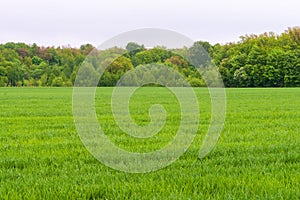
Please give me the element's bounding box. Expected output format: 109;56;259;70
0;87;300;199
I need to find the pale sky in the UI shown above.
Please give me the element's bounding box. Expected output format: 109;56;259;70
0;0;299;47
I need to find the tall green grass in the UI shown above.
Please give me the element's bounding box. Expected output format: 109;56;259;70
0;88;299;199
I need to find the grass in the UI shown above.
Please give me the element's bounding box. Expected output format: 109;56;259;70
0;87;300;199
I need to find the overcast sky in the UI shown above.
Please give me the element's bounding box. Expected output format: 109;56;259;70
0;0;299;47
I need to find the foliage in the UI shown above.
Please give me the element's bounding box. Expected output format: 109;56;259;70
1;27;300;87
215;27;300;87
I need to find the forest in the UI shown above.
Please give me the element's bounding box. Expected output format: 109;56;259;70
0;27;300;87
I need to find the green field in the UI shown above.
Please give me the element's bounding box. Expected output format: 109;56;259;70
0;88;300;199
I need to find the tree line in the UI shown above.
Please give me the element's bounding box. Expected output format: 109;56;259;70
0;27;299;87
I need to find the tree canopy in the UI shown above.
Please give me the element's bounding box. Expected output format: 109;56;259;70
0;27;300;87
